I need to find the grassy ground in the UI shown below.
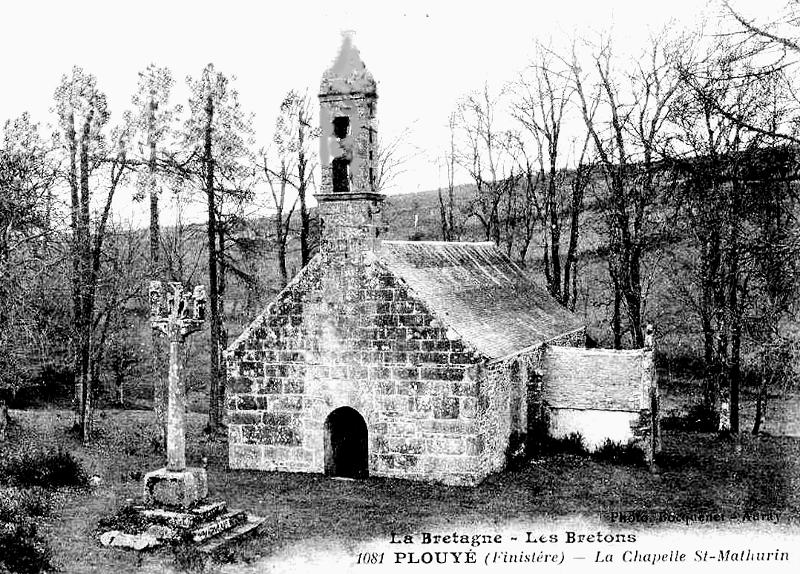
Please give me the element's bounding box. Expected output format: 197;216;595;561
1;396;799;574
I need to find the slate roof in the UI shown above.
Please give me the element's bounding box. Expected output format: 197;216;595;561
379;241;584;360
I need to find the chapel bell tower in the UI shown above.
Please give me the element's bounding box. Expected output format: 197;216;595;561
317;31;384;258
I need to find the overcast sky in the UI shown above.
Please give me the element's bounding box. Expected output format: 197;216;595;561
0;0;778;226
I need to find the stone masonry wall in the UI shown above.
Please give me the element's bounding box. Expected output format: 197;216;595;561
542;347;643;411
226;243;488;485
547;327;587;348
478;347;545;475
317;196;385;264
541;346;657;459
475;326;585;469
476;362;509;475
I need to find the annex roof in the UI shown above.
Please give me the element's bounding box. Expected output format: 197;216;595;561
379;241;584;359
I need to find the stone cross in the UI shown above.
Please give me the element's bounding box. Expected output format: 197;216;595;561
149;281;206;472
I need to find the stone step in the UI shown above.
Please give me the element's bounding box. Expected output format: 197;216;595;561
197;515;267;555
133;507;199;530
190;510;247;543
190;500;228;521
131;500;227;531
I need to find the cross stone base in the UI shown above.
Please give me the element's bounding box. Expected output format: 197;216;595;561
143;467;208;508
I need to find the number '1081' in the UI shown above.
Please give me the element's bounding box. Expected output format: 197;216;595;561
356;552;385;564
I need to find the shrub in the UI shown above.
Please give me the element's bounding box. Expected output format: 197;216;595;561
654;450;700;469
661;403;719;432
550;432;587;456
592;439;646;466
655;350;705;377
0;488;54;574
0;488;50;521
0;521;55;574
525;416;550;458
8;364;74;409
0;449;87;488
529;431;587;458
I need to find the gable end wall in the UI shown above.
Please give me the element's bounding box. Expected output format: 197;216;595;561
225;257;490;485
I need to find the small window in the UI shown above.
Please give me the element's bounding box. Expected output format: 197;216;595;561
333;116;350;139
332;157;350;193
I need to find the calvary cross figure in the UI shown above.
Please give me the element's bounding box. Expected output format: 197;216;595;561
143;281;209;507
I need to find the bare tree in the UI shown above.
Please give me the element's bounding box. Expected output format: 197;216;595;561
261;146;298;287
513;45;573;296
668;33;798;432
373;126;417;194
454;84;520;249
668;39;747;414
278;91;318;266
0;113;57;434
53;66;133;441
437;112;459;242
504;130;543;265
722;0;800;136
260;89;319;283
181;64;255;430
512;44;596;302
561;134;596;311
131;64;177;447
160;194;206;285
570;35;679;347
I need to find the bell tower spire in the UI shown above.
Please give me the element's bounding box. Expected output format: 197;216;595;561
318;30;379;197
317;32;384;259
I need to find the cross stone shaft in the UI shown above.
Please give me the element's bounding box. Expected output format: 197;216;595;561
149;281;206;472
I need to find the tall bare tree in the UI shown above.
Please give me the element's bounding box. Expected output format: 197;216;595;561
181;64;255;430
437;112;459;242
54;66;132;441
131;64;176;447
277;90;318;266
0;113;57;433
503;130;543;266
669;36;797;432
454;84;520;249
513;45;572;297
261;147;298;287
570;35;679;347
373;126;417;195
512;44;596;303
261;89;319;281
722;0;800;142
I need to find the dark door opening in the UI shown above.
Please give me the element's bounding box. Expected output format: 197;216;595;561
324;406;368;479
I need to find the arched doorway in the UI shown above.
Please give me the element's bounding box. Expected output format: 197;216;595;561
324;406;368;479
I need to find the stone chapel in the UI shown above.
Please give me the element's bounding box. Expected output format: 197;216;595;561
224;33;660;486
